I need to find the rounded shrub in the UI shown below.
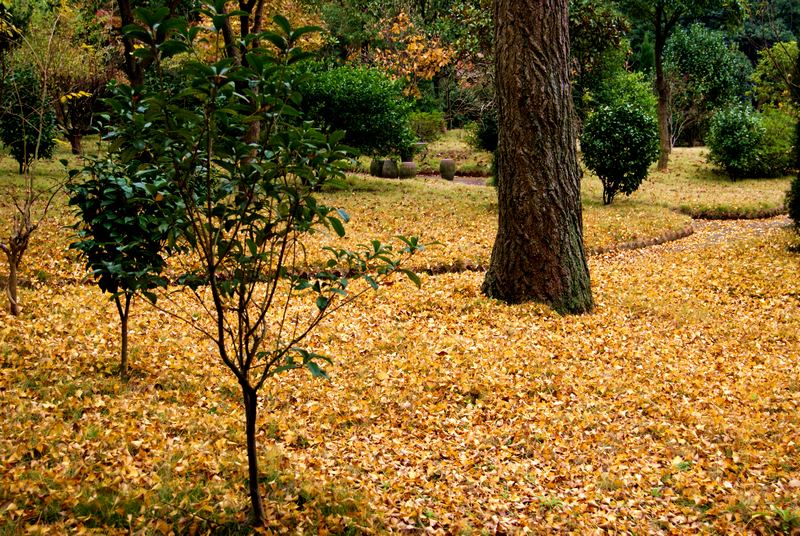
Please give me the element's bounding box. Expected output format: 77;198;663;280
760;106;796;176
580;103;659;205
467;106;498;153
707;105;796;178
706;105;764;178
299;66;416;158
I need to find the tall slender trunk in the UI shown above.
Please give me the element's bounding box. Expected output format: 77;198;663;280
114;294;132;379
242;384;265;525
654;7;671;171
482;0;593;315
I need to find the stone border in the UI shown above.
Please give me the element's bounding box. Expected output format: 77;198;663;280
586;224;695;256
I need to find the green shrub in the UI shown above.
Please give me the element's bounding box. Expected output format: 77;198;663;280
706;105;765;178
706;105;796;178
751;41;798;112
299;66;416;157
0;68;57;173
593;69;657;118
409;111;445;142
580;103;659;205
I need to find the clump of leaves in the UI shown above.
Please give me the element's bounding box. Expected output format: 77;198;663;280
580;103;659;204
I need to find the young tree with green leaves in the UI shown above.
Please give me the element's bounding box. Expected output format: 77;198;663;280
68;160;181;378
99;8;422;524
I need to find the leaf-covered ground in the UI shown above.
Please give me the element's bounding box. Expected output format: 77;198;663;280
1;150;799;534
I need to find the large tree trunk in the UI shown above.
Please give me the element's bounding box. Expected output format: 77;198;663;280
482;0;592;315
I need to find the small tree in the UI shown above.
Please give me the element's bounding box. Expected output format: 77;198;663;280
581;103;659;204
103;9;422;524
0;68;56;173
1;17;62;316
67;159;181;378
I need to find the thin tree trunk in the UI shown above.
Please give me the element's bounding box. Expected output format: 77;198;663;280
482;0;592;315
68;132;82;155
654;7;671;171
7;254;19;315
242;384;265;525
117;0;144;87
114;294;131;379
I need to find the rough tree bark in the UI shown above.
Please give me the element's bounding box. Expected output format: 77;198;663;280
482;0;593;315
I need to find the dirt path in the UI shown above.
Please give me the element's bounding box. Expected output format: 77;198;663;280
657;215;792;253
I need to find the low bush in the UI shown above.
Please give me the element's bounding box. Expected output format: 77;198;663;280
707;105;796;178
299;66;416;158
467;106;497;153
580;103;659;204
760;106;796;176
409;111;445;142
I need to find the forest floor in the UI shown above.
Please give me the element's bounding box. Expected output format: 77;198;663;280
1;146;799;534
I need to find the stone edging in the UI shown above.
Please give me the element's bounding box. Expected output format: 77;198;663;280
586;224;695;256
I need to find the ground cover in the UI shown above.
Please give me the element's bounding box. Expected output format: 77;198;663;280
1;145;799;534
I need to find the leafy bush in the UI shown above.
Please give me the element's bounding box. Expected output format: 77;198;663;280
760;106;797;175
0;68;57;173
592;69;656;118
706;105;796;178
409;111;445;142
580;103;659;204
299;66;416;157
706;105;765;178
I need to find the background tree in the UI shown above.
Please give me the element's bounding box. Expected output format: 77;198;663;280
569;0;630;124
0;68;56;174
664;23;752;146
483;0;592;314
12;7;117;154
615;0;746;170
751;40;798;112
